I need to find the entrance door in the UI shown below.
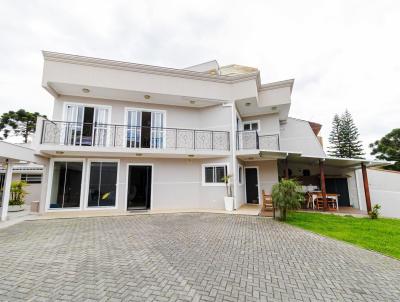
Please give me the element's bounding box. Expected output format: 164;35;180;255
245;167;259;204
326;178;350;207
127;165;152;210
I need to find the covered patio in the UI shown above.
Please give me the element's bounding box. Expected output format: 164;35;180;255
278;154;389;213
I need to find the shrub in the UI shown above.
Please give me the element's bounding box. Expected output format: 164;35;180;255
271;179;303;221
9;180;28;206
368;204;381;219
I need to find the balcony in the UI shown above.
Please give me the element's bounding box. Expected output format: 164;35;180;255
40;120;230;152
236;131;280;151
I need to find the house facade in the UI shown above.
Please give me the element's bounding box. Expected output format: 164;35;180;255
26;51;386;215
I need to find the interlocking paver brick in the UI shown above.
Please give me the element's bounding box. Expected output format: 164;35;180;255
0;213;399;301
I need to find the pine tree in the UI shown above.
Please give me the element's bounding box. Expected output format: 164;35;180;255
328;114;342;157
328;110;365;158
339;110;365;158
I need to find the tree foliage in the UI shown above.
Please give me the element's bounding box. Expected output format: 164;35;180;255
328;110;364;158
0;109;45;143
370;128;400;171
271;179;303;221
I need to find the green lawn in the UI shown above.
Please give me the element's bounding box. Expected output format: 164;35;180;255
285;212;400;259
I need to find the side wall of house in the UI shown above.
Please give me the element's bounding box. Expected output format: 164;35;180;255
279;118;325;157
353;168;400;218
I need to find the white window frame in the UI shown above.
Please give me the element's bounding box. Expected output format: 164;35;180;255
84;159;120;210
238;164;244;185
243;120;260;132
201;163;230;186
45;158;87;212
124;107;167;149
20;174;42;184
125;163;154;211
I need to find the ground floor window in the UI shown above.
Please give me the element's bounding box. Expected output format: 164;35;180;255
88;162;118;207
21;174;42;184
49;161;83;209
203;164;228;185
238;165;243;184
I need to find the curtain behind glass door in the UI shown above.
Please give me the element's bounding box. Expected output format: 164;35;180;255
127;110;141;148
151;111;164;149
64;105;84;145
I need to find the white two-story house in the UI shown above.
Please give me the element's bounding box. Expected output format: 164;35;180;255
28;51;386;215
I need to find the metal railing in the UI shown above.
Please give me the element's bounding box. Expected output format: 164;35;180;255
236;130;280;150
40;120;230;151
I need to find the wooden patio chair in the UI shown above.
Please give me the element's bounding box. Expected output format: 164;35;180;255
262;190;275;218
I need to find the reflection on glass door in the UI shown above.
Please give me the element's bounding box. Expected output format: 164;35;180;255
49;161;83;209
87;162;118;207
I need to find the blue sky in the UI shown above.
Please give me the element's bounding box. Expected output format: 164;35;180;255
1;0;399;154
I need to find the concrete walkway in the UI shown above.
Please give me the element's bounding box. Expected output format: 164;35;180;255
0;213;399;301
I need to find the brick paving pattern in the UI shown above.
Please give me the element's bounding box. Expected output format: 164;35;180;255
0;213;399;301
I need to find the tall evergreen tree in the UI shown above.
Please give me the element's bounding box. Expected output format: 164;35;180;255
339;110;364;158
0;109;45;143
327;110;364;158
328;114;342;157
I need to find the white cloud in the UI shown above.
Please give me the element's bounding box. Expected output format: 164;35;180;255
0;0;399;155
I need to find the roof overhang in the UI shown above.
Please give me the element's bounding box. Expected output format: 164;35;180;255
0;142;47;164
42;51;261;106
237;149;393;169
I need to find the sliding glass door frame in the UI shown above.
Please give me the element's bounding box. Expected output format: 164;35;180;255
84;159;120;210
124;107;167;149
45;158;87;212
62;102;112;147
125;163;154;210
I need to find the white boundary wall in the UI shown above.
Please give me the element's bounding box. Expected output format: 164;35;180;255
355;168;400;218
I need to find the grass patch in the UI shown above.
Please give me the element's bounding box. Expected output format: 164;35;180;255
286;212;400;259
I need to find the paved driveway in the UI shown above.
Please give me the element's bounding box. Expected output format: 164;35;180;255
0;214;399;302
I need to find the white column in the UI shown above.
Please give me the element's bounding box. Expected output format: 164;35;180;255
1;161;13;221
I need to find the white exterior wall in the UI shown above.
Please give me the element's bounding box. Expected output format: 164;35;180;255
43;156;231;213
280;118;326;157
353;168;400;218
52;95;233;132
242;113;280;135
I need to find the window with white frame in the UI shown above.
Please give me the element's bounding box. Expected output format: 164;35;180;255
203;164;228;184
238;165;243;184
21;174;42;184
243;121;259;131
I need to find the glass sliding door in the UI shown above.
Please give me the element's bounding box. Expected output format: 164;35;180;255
87;162;118;207
64;104;109;146
126;109;165;149
49;161;83;209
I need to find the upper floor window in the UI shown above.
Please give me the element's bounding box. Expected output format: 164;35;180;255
202;164;228;185
243;121;259;131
